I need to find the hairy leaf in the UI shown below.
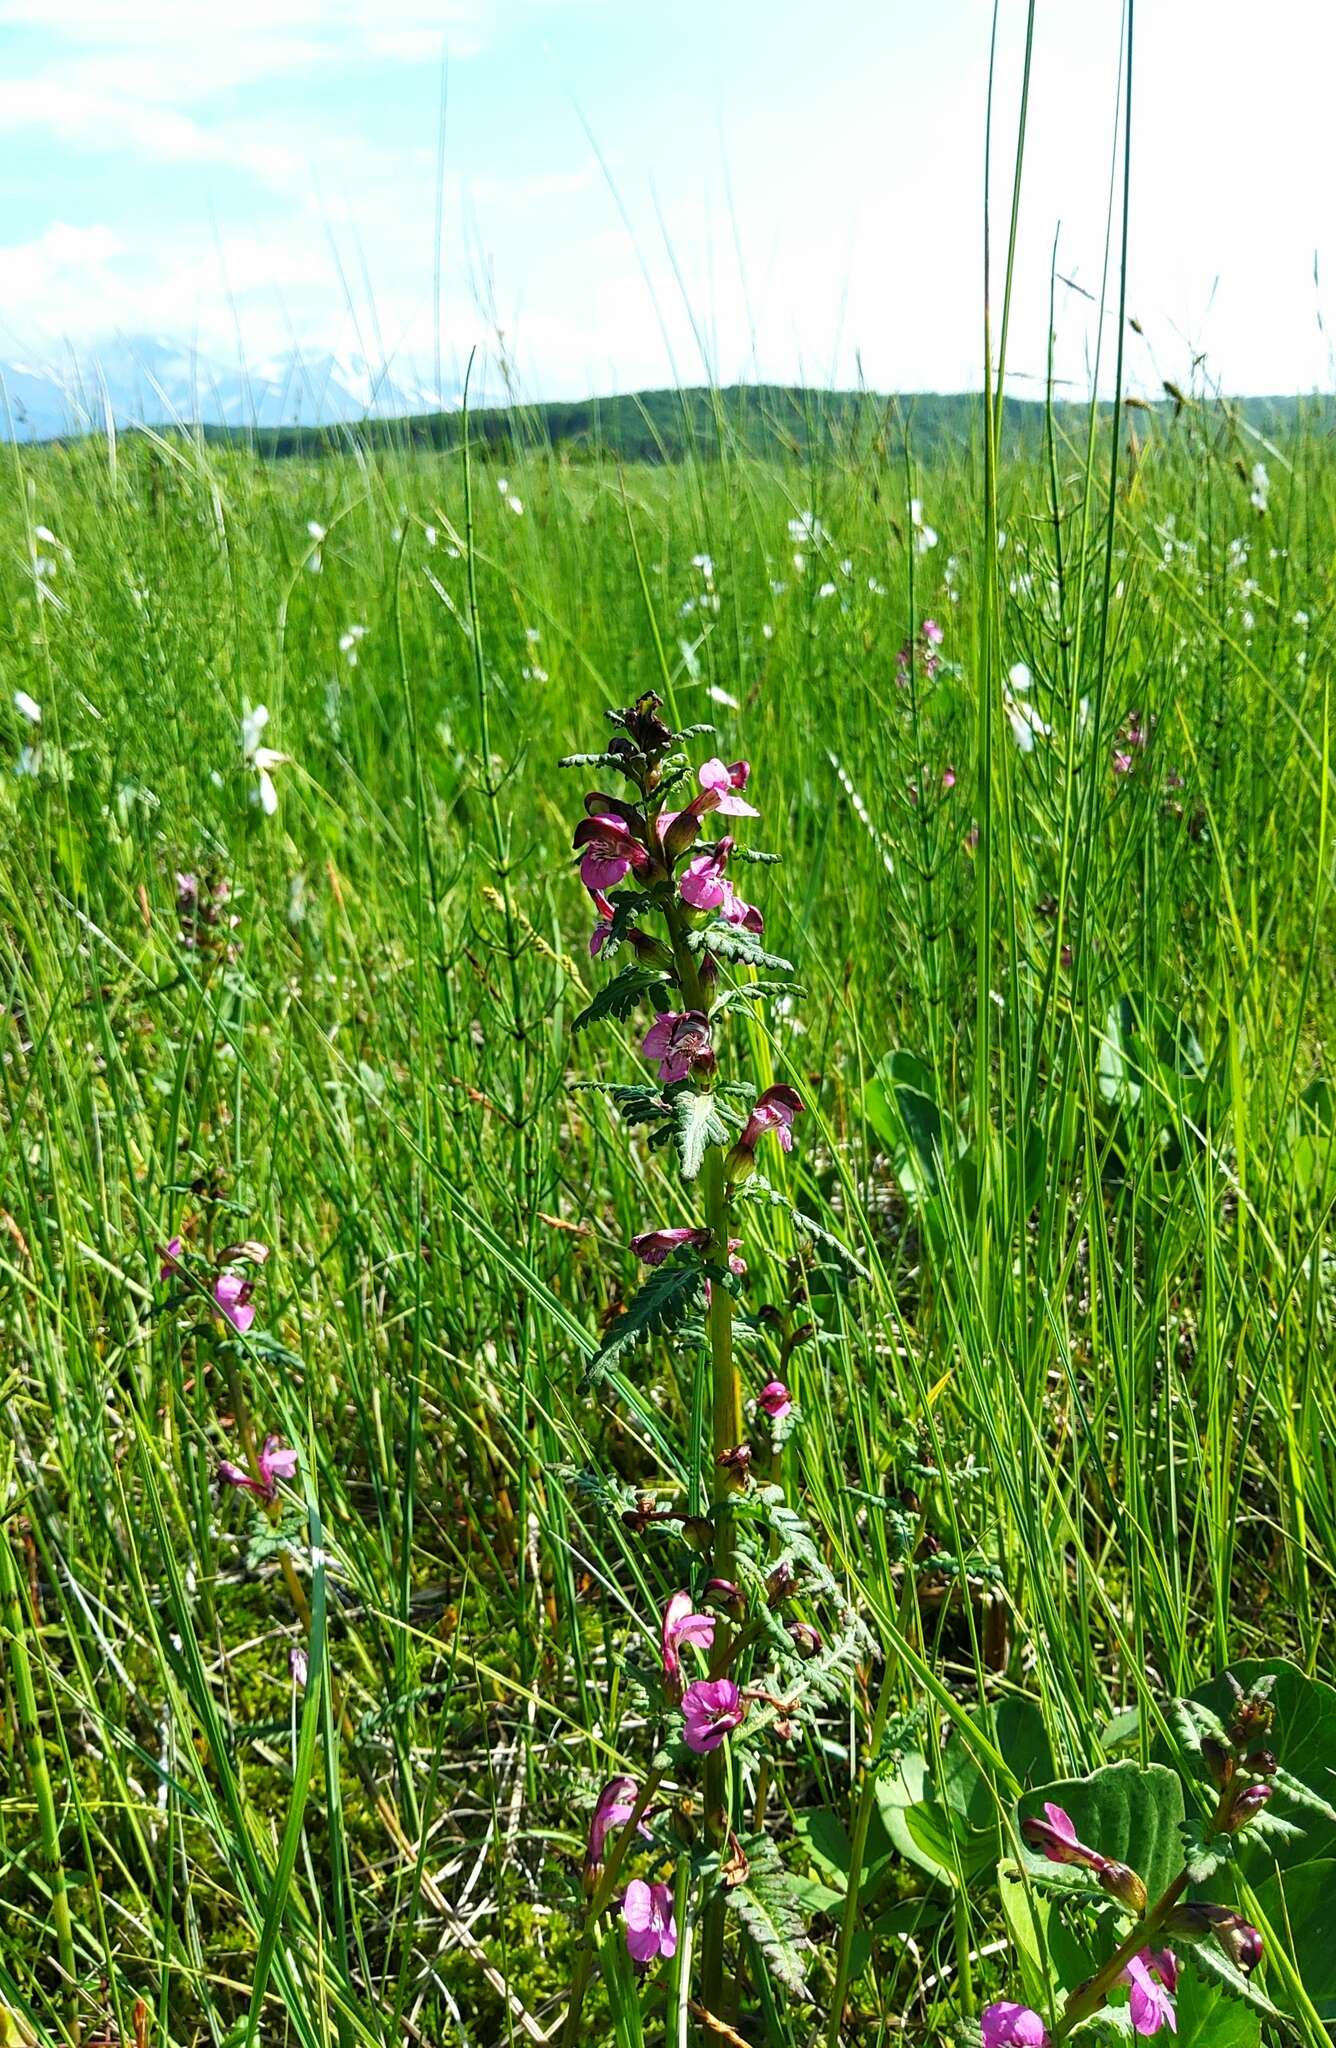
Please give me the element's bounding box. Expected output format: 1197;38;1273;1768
728;1840;810;1999
571;963;668;1035
672;1088;730;1180
583;1259;706;1387
686;923;795;973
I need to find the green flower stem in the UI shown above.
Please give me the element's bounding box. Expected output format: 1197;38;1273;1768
1051;1869;1189;2041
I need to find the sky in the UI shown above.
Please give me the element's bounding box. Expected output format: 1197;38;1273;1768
0;0;1332;401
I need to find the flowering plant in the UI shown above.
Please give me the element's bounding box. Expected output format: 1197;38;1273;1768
557;693;867;2032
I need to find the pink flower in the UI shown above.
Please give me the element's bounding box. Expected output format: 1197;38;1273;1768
922;618;944;647
1122;1950;1177;2037
680;843;731;913
642;1011;713;1085
1113;749;1134;775
219;1434;298;1503
698;758;757;816
587;1775;647;1864
739;1085;805;1155
158;1235;184;1279
941;765;957;791
290;1645;309;1687
981;2004;1049;2047
660;1590;715;1699
1021;1802;1106;1870
633;1226;710;1264
213;1271;257;1333
681;1677;745;1753
622;1878;677;1964
573;813;649;892
758;1379;792;1421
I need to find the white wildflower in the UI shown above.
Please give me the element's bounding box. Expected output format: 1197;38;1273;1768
14;690;41;724
241;703;288;816
1249;463;1269;513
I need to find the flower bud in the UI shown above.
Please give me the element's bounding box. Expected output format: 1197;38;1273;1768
1097;1861;1147;1915
661;807;703;862
1242;1748;1277;1779
1200;1734;1234;1788
705;1577;745;1620
787;1621;823;1659
1227;1687;1276;1748
621;693;673;758
1226;1782;1272;1829
716;1443;752;1490
723;1142;757;1186
765;1560;797;1606
1162;1904;1264;1975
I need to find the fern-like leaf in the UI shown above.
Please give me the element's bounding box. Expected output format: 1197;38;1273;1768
583;1260;706;1387
571;964;669;1035
672;1089;731;1180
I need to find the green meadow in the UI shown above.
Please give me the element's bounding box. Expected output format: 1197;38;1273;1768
1;386;1333;2044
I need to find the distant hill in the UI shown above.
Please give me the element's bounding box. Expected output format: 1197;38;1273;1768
3;335;1331;463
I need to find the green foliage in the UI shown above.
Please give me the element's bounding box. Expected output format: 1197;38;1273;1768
727;1838;811;1999
571;962;670;1033
671;1088;731;1179
585;1258;706;1384
1016;1762;1186;1902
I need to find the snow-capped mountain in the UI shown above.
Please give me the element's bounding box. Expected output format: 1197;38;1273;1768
0;336;456;440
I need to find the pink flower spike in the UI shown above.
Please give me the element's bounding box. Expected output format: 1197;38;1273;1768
587;1775;647;1864
698;757;758;816
622;1878;677;1964
758;1379;792;1421
218;1458;262;1498
1113;749;1135;775
641;1011;713;1085
922;618;945;646
158;1235;184;1279
981;2003;1049;2047
739;1085;805;1155
212;1272;256;1334
661;1590;716;1699
942;765;957;791
681;1677;745;1753
1122;1951;1178;2036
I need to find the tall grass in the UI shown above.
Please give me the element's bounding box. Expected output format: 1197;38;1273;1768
0;347;1332;2045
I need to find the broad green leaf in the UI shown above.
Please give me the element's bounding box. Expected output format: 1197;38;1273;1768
862;1050;955;1196
1016;1761;1185;1902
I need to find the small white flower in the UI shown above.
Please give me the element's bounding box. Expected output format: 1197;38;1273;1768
909;499;938;553
307;520;326;542
691;552;715;579
769;579;788;597
497;477;509;493
307;550;322;574
425;525;437;548
1294;609;1310;628
1004;696;1051;753
708;683;739;708
16;745;40;777
526;626;541;643
817;581;837;599
1008;662;1033;693
792;552;806;575
506;495;524;515
839;557;853;576
14;690;41;724
762;622;774;640
339;624;368;664
1249;462;1269;513
241;702;289;815
867;576;887;596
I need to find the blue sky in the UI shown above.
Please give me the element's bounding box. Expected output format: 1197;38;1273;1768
0;0;1332;398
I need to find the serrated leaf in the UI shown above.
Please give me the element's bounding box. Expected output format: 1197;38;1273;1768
557;750;645;779
571;963;668;1034
728;1845;810;1999
1179;1819;1232;1884
672;1089;730;1180
735;1176;870;1280
1273;1762;1336;1825
1180;1934;1285;2022
583;1259;705;1387
686;923;795;973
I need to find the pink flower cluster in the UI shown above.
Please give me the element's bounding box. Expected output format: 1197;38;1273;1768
219;1433;298;1504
